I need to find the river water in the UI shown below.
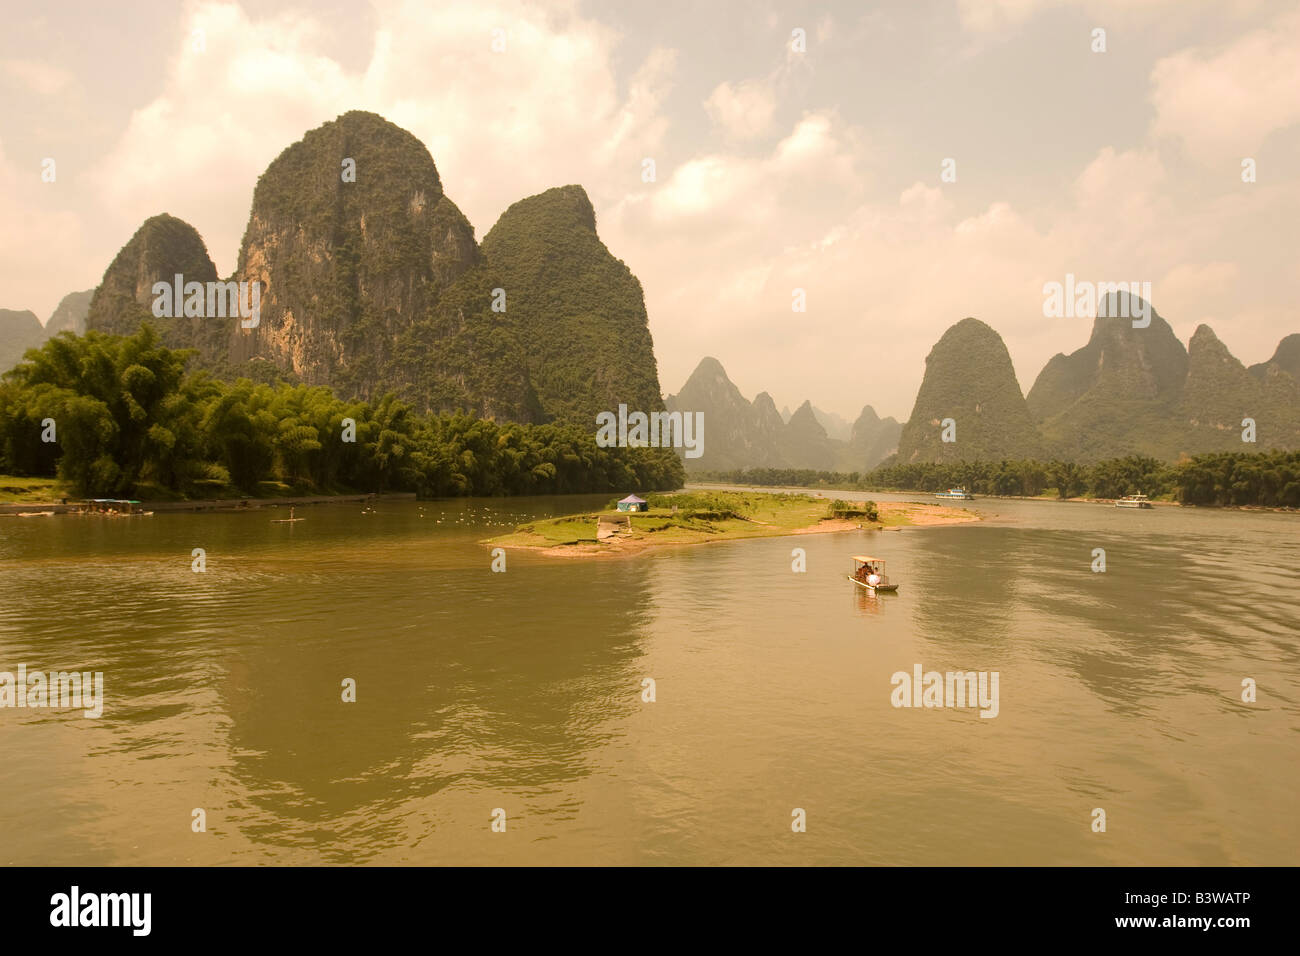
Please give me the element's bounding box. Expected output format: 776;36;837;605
0;491;1296;865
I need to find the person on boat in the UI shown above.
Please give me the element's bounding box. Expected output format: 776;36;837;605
867;563;882;587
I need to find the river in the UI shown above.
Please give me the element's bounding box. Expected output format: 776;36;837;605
0;491;1295;865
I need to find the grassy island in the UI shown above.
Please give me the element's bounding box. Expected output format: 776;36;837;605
485;490;978;557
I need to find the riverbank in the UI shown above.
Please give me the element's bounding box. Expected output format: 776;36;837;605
688;482;1299;514
485;491;978;558
0;491;415;515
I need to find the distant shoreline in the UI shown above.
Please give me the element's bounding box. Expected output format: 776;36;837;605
0;492;415;515
686;482;1300;515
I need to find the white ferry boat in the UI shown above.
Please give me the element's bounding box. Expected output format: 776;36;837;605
1115;493;1154;509
934;487;974;500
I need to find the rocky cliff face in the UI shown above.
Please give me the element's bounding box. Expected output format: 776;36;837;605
78;112;675;425
227;111;542;417
896;317;1041;462
232;113;469;374
45;290;94;335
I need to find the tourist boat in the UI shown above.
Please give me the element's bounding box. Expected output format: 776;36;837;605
1115;493;1154;509
934;487;974;500
16;511;55;517
848;555;899;592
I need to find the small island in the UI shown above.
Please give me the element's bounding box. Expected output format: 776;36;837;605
485;490;978;558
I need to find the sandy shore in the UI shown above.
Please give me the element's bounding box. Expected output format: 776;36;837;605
877;501;980;526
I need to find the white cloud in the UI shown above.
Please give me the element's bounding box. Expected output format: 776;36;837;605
1;59;75;96
0;140;88;321
1150;9;1300;163
703;79;776;139
87;0;674;278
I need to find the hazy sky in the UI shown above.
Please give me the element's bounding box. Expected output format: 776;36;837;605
3;0;1298;419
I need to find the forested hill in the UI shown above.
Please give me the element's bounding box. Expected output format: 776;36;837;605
481;185;666;427
77;112;666;428
895;317;1042;462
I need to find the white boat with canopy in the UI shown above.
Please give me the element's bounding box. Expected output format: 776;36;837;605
848;555;899;592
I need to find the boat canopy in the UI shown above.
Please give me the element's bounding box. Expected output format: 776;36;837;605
851;555;885;564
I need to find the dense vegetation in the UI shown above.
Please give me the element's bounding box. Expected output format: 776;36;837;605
826;499;878;521
1028;302;1300;461
0;328;684;499
692;452;1300;507
482;185;666;426
638;490;754;520
895;317;1042;462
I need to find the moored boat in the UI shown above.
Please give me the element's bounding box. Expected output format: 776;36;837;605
848;555;899;592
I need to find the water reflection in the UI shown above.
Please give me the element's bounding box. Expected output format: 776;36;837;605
0;494;1296;864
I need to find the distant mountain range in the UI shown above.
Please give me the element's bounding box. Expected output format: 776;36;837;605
664;357;901;473
1020;293;1300;461
0;291;93;371
674;293;1298;472
893;293;1298;464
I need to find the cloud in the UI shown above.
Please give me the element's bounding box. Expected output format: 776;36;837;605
1149;9;1300;163
87;0;674;277
1;59;76;96
0;140;88;321
703;79;776;139
956;0;1190;33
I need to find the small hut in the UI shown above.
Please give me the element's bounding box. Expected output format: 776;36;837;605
616;494;648;513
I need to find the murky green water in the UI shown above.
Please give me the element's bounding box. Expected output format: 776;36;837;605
0;492;1296;865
